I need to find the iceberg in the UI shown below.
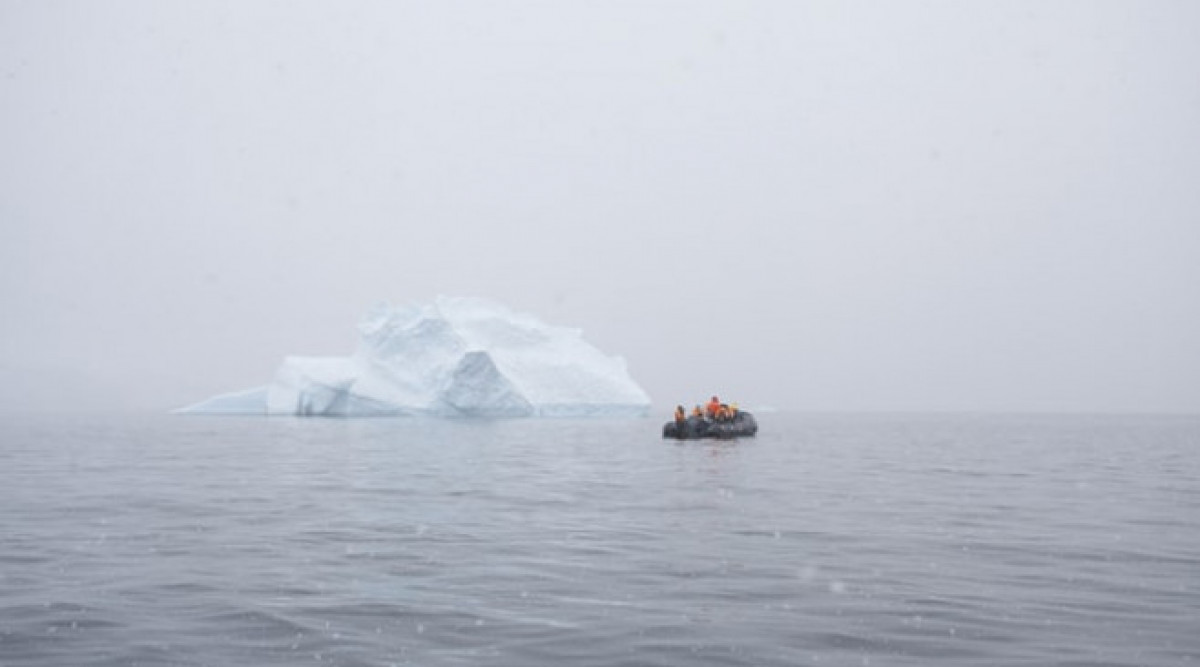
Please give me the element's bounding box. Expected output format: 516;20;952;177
177;297;652;418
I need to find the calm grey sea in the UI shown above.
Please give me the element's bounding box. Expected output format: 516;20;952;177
1;412;1197;666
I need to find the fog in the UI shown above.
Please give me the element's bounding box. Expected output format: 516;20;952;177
2;1;1197;414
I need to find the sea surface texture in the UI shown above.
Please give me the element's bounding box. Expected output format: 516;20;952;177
1;412;1197;666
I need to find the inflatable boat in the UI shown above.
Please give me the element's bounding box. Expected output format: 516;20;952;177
662;411;758;440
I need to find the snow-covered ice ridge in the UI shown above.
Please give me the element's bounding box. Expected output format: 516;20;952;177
178;296;651;418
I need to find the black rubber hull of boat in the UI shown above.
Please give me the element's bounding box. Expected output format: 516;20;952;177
662;412;758;440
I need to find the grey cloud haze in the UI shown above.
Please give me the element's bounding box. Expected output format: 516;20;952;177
2;1;1198;414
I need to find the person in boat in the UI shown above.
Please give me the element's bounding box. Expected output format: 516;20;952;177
686;406;710;437
705;395;721;419
674;405;686;424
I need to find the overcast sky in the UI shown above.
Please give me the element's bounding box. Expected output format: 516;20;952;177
2;1;1198;414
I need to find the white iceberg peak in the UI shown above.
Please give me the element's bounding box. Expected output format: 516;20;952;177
177;297;651;418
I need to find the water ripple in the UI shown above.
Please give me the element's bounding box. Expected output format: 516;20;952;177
1;413;1198;666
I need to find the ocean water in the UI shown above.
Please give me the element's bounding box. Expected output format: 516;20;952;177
1;412;1197;667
